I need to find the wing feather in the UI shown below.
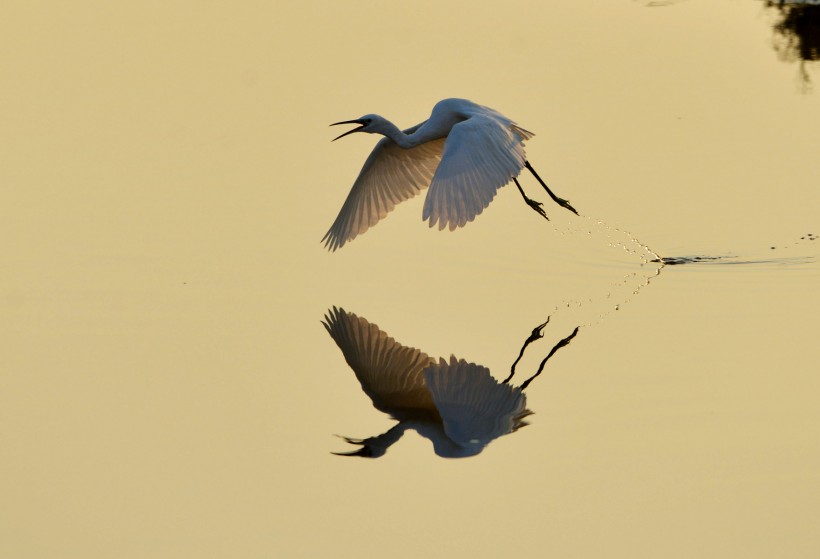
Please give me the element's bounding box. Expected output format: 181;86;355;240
323;124;445;251
423;356;529;445
422;116;530;231
322;307;438;418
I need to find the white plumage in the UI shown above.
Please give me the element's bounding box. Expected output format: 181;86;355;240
323;98;577;251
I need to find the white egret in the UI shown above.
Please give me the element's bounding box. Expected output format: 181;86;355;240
323;98;578;251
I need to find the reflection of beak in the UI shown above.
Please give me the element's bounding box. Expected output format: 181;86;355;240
331;435;374;457
330;119;366;142
331;446;373;457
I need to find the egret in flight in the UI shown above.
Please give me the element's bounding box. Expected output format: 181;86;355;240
323;98;579;251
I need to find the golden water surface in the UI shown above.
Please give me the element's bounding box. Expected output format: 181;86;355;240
2;1;819;557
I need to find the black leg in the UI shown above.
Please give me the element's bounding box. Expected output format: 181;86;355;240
525;161;579;216
520;327;580;390
503;318;550;384
513;176;549;221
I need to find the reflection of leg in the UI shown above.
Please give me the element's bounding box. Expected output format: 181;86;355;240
525;161;579;215
520;327;580;390
513;177;549;221
503;318;550;384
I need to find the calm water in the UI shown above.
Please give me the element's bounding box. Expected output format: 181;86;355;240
2;1;819;558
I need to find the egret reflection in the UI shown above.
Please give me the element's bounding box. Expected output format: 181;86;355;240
323;307;578;458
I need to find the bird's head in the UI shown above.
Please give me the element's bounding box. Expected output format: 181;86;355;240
331;434;390;458
330;114;387;141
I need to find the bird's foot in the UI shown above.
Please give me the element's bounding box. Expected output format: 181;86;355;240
554;197;579;216
503;318;550;385
525;197;550;221
527;320;549;344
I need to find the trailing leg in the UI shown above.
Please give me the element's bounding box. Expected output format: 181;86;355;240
503;318;550;384
513;176;549;221
525;161;579;216
520;327;580;390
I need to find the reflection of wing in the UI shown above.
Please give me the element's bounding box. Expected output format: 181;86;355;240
422;117;532;231
322;122;446;251
423;356;528;446
322;307;438;419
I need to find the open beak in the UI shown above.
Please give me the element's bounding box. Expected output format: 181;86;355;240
331;435;373;457
330;119;366;142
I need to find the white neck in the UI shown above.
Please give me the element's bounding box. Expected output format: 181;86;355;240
374;119;415;149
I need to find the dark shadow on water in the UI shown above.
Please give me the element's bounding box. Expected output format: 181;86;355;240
651;231;818;267
652;232;818;267
652;255;733;266
651;254;815;266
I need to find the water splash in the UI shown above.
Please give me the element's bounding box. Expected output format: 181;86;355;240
539;214;664;329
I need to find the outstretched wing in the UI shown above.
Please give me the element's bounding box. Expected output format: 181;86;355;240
424;356;529;446
322;307;438;419
423;117;532;230
322;123;445;251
